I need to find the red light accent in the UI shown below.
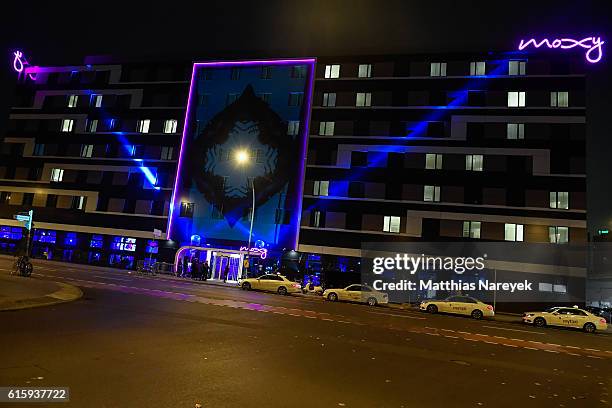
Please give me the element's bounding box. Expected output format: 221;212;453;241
487;305;494;311
600;318;607;324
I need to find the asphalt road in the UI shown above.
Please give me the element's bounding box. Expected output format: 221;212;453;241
0;259;610;408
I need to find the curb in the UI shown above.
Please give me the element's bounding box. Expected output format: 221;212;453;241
0;281;83;312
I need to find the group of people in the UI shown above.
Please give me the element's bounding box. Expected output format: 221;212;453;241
179;256;230;282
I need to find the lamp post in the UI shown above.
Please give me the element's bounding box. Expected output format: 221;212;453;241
235;149;255;278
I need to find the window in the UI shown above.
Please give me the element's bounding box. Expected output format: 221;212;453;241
291;65;306;79
288;92;304;106
550;91;569;108
469;61;486;76
549;192;569;209
180;202;194;218
356;92;372;107
322;92;336;107
313;180;329;196
324;64;340;79
46;194;58;208
549;226;569;244
230;67;240;80
507;91;526;107
80;144;94;158
33;144;45;156
507;123;525;140
86;119;98;133
553;284;567;293
287;121;300;136
383;216;401;233
425;153;443;169
72;196;86;210
163;119;177;134
107;118;117;131
508;60;526;75
161;146;173;160
137;119;150;133
504;223;524;241
90;94;103;107
538;282;553;292
23;193;34;206
50;168;64;182
465;154;483;171
462;221;481;239
430;62;447;77
258;93;271;104
261;66;272;79
61;119;74;132
67;94;79;108
312;210;321;228
199;94;210;106
358;64;372;78
227;93;239;105
423;185;440;202
319;121;335;136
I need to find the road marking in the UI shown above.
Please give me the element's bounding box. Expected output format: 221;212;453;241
92;275;131;282
523;347;539;350
481;325;545;335
565;345;581;349
367;311;426;320
585;348;601;352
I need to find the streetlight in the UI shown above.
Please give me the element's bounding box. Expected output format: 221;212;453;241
234;149;255;278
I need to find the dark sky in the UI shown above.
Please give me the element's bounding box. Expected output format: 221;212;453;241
2;0;611;232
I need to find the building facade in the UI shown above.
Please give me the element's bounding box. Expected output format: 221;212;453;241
1;50;589;300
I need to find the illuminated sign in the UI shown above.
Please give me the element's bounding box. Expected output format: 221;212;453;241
240;246;268;259
12;50;37;80
518;36;604;63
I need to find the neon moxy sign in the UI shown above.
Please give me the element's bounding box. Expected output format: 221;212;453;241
518;36;605;63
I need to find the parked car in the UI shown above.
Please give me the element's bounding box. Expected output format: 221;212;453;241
419;296;494;320
323;284;388;306
522;306;608;333
239;274;301;295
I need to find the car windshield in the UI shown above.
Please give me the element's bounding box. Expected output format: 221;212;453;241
544;307;561;313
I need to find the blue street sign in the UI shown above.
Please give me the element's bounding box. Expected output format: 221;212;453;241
13;210;33;230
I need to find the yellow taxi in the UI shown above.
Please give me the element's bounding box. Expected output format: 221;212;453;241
522;306;608;333
239;274;301;295
419;295;494;319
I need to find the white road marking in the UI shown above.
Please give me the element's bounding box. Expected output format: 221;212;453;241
367;311;426;320
481;325;545;335
92;275;131;282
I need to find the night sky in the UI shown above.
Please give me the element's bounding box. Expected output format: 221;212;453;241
1;0;611;233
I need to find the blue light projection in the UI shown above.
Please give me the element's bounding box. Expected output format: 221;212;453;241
305;59;511;216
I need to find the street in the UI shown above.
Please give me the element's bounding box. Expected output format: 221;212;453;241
0;259;610;408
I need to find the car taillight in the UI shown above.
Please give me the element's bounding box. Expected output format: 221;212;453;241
486;305;494;311
292;283;298;288
600;318;607;324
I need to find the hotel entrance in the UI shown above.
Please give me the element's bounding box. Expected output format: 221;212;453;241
174;246;245;283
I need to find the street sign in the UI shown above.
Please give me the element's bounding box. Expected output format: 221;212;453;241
13;210;33;230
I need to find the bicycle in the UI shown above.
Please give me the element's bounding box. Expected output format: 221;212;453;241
12;255;33;277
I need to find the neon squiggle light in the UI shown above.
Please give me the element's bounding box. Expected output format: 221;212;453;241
239;246;268;259
518;36;605;63
12;50;38;80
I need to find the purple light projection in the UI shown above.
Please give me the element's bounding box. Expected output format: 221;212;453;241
518;36;604;63
166;58;316;252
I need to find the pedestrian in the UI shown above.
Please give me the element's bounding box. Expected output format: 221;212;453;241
182;256;188;278
201;261;209;281
192;258;200;280
223;263;229;283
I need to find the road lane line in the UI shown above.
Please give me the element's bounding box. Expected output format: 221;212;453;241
367;311;426;320
481;325;545;335
92;275;131;282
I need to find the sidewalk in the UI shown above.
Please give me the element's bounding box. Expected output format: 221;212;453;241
0;273;82;311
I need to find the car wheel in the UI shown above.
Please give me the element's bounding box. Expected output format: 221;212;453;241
242;282;251;291
583;322;596;333
471;309;483;320
367;297;377;307
277;286;288;296
327;292;338;302
426;304;438;314
533;317;546;328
